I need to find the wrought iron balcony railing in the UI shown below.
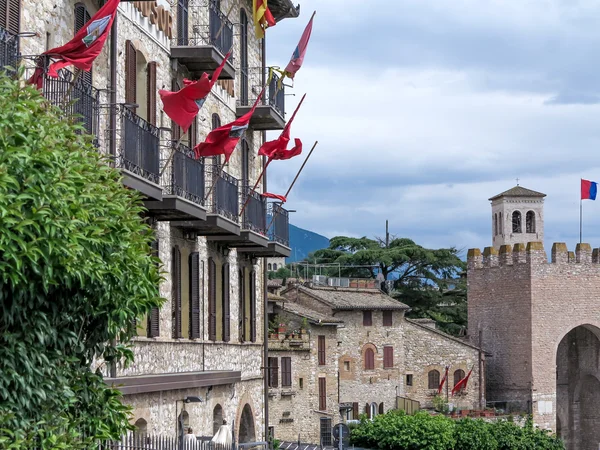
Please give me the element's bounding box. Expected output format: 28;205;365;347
238;67;285;117
42;68;100;140
207;165;239;222
242;186;267;235
268;203;290;247
0;27;19;71
118;106;160;185
164;142;205;205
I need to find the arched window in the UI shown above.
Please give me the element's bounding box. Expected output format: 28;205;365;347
526;211;536;233
213;404;224;435
453;369;465;387
273;263;278;271
268;263;272;271
177;0;189;45
364;348;375;370
134;418;147;436
494;213;498;236
378;402;384;414
239;9;249;105
370;402;377;418
512;211;522;233
428;370;440;389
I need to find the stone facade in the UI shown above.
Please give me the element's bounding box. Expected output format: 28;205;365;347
12;0;298;441
267;257;286;272
468;186;600;450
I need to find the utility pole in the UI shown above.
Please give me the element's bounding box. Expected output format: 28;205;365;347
385;220;389;248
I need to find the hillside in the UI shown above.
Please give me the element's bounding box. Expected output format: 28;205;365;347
287;224;330;263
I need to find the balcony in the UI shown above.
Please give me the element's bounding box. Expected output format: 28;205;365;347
238;203;291;258
41;68;100;143
171;2;235;80
117;106;162;200
0;27;19;72
144;142;207;221
236;68;285;130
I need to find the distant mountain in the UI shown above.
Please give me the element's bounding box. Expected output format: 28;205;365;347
287;224;330;263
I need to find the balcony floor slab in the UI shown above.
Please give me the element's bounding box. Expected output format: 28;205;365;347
171;46;235;80
121;170;162;201
236;105;285;130
144;195;207;221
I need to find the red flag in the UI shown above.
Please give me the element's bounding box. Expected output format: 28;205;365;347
262;192;287;202
438;366;449;395
258;93;305;161
452;367;473;396
193;88;264;161
159;53;231;133
284;12;314;79
29;0;120;88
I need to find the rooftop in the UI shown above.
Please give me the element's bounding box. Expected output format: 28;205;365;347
280;301;343;324
489;185;546;201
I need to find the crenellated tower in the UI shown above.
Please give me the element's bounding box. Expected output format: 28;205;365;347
490;186;546;250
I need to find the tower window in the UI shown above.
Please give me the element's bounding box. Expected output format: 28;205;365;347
512;211;522;233
526;211;536;233
494;213;498;236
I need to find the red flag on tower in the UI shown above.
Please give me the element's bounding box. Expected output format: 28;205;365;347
258;93;306;161
193;88;264;162
29;0;120;88
159;53;231;133
283;12;315;80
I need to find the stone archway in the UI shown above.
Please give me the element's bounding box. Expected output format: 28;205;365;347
556;325;600;450
213;403;224;435
238;403;256;444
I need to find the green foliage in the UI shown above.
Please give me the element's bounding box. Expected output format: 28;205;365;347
268;266;292;280
350;411;564;450
0;70;163;446
432;395;449;414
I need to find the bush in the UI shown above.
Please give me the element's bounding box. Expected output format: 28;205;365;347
454;419;497;450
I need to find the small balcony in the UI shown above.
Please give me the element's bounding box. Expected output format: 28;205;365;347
144;142;207;221
171;2;235;80
236;68;285;130
0;27;19;72
117;106;162;200
239;203;291;258
41;68;100;143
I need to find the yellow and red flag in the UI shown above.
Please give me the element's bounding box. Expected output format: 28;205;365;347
253;0;276;39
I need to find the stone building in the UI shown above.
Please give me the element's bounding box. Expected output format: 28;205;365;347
267;257;286;272
267;281;483;445
468;185;600;450
3;0;298;440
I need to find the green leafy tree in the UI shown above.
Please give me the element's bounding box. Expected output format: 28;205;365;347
0;71;163;447
311;236;467;335
268;266;292;280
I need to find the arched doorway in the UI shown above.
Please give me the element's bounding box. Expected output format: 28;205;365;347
213;404;224;435
556;325;600;450
238;403;256;443
134;417;147;436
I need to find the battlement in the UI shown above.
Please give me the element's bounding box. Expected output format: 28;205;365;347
467;242;597;270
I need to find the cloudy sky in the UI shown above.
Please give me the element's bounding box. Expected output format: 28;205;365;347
264;0;600;255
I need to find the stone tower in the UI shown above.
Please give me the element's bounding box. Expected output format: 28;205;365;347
490;186;546;250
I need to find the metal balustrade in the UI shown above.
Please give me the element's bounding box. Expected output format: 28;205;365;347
0;26;19;72
237;68;285;117
241;186;266;234
267;203;290;247
208;165;239;222
165;142;205;206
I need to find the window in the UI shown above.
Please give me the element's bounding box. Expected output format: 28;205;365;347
318;377;327;411
299;377;303;389
352;402;359;420
211;114;221;166
406;374;413;386
177;0;189;45
239;9;248;105
363;310;373;326
172;246;182;338
383;346;393;368
189;252;201;339
454;369;465;388
74;3;92;86
379;403;384;415
213;404;224;435
268;357;278;388
222;263;230;342
318;335;326;365
134;418;147;436
364;348;375;370
250;270;257;342
273;263;278;270
268;263;272;271
319;417;332;446
344;361;350;372
238;269;245;342
383;310;392;327
494;213;498;236
147;239;160;338
526;210;536;233
512;211;522;233
370;402;377;418
428;370;441;389
208;258;217;341
1;0;20;35
281;356;292;387
241;139;250;187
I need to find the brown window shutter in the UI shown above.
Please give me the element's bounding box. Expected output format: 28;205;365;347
189;252;200;339
379;402;384;414
363;310;372;326
172;246;182;338
74;4;92;85
146;61;157;126
318;378;326;411
250;269;256;342
238;269;245;342
3;0;20;35
222;263;230;342
365;348;374;370
171;79;181;141
383;310;392;327
384;346;393;368
125;40;137;111
208;258;217;341
270;356;279;388
282;357;291;387
352;402;359;419
190;116;197;148
147;238;160;338
318;335;326;365
365;403;370;418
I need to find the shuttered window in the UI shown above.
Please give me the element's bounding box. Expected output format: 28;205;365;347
281;357;292;387
171;246;182;338
211;114;221;165
74;4;92;85
383;346;393;368
250;269;256;342
454;369;465;388
428;370;440;390
125;41;137;111
318;377;326;411
190;116;197;148
146;62;157;126
189;252;201;339
208;257;217;341
177;0;188;45
352;402;359;419
383;310;392;327
147;238;160;338
364;348;374;370
268;357;278;388
238;269;245;342
318;335;326;365
363;310;372;326
1;0;20;35
171;79;181;141
379;403;384;414
222;263;230;342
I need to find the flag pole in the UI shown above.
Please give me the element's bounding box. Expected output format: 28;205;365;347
265;140;318;232
580;198;583;244
214;3;235;41
159;131;188;178
205;160;228;202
